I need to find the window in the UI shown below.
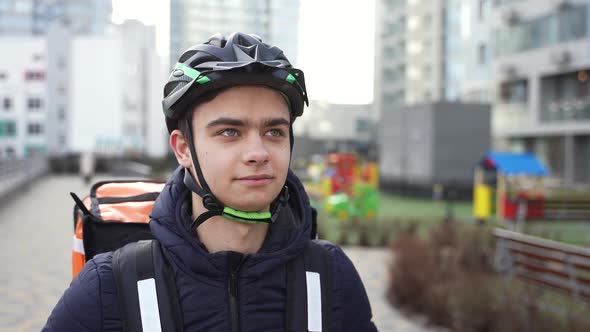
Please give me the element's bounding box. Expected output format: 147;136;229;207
478;43;486;64
27;98;42;110
25;145;46;157
478;0;486;20
423;14;432;28
499;80;528;103
58;107;66;120
24;70;46;81
3;97;11;110
6;122;16;136
57;57;66;69
356;118;371;133
27;123;43;135
496;5;587;56
58;135;66;144
558;7;587;42
0;121;17;137
57;85;66;95
5;146;15;159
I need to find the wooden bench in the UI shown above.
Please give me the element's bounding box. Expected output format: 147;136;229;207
493;228;590;304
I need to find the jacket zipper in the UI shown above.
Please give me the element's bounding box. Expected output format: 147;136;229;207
228;253;248;332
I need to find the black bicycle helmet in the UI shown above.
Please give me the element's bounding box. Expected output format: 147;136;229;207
163;32;308;133
163;32;308;230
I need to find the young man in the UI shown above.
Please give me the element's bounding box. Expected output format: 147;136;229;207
43;32;377;331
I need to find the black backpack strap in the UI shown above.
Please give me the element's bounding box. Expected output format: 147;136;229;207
112;240;182;332
310;207;318;240
286;240;333;332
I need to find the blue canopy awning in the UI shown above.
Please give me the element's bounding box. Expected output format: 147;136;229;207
482;152;549;176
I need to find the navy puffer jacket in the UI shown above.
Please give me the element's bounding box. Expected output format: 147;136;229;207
43;168;378;331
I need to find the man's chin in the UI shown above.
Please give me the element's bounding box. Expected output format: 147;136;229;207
226;199;272;213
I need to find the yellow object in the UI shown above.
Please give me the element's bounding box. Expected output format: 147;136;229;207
321;178;332;197
367;163;378;187
337;210;348;221
474;184;491;219
366;210;375;219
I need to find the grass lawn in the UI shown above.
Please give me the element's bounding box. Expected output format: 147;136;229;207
523;220;590;246
306;183;590;246
378;192;473;220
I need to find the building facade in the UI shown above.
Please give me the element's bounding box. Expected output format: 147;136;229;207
492;0;590;185
169;0;301;68
0;37;48;159
66;22;166;158
0;0;112;35
292;101;375;162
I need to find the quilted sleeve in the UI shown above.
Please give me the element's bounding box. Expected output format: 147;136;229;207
41;259;104;332
322;241;379;332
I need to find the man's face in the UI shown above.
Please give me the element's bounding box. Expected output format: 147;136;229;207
190;86;291;212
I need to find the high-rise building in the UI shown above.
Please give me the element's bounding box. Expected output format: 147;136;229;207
374;0;495;108
454;0;494;103
0;0;112;35
492;0;590;185
169;0;301;68
375;0;449;112
1;0;116;158
0;37;48;159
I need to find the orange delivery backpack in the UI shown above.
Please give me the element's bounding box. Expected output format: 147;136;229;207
70;180;166;278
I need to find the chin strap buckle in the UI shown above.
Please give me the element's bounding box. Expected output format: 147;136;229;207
202;193;222;211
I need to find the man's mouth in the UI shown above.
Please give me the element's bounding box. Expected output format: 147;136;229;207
237;174;274;186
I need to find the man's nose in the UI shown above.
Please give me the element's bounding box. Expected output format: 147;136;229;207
243;136;270;165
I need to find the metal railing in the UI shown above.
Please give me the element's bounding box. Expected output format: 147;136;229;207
0;157;49;201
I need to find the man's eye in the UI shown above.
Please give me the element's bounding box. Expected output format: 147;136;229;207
220;129;239;137
266;129;284;137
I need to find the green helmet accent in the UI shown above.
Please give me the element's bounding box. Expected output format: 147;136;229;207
286;73;296;84
222;207;272;224
174;63;211;84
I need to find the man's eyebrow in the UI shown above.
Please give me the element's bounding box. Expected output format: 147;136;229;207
263;118;290;127
206;117;246;128
206;117;290;129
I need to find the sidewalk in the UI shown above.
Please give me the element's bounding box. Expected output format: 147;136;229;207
343;246;446;332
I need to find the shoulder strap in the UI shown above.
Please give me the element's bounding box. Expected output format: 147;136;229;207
286;240;333;332
112;240;183;332
310;207;318;240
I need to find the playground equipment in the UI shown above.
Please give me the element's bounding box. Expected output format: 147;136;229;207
473;152;548;223
321;153;378;219
312;153;380;245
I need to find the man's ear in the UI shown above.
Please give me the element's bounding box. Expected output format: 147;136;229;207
170;129;192;168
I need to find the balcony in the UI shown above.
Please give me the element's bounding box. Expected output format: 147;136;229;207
493;103;529;130
541;96;590;122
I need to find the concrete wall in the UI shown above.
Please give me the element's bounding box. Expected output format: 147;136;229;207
432;102;491;182
379;101;491;187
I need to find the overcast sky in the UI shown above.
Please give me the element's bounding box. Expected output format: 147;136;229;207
111;0;375;104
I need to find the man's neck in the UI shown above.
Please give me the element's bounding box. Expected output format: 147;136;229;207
191;194;269;254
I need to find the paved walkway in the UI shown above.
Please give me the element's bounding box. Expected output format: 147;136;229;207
0;175;439;332
344;246;443;332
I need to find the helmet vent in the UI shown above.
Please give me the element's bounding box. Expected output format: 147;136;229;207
179;50;197;63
